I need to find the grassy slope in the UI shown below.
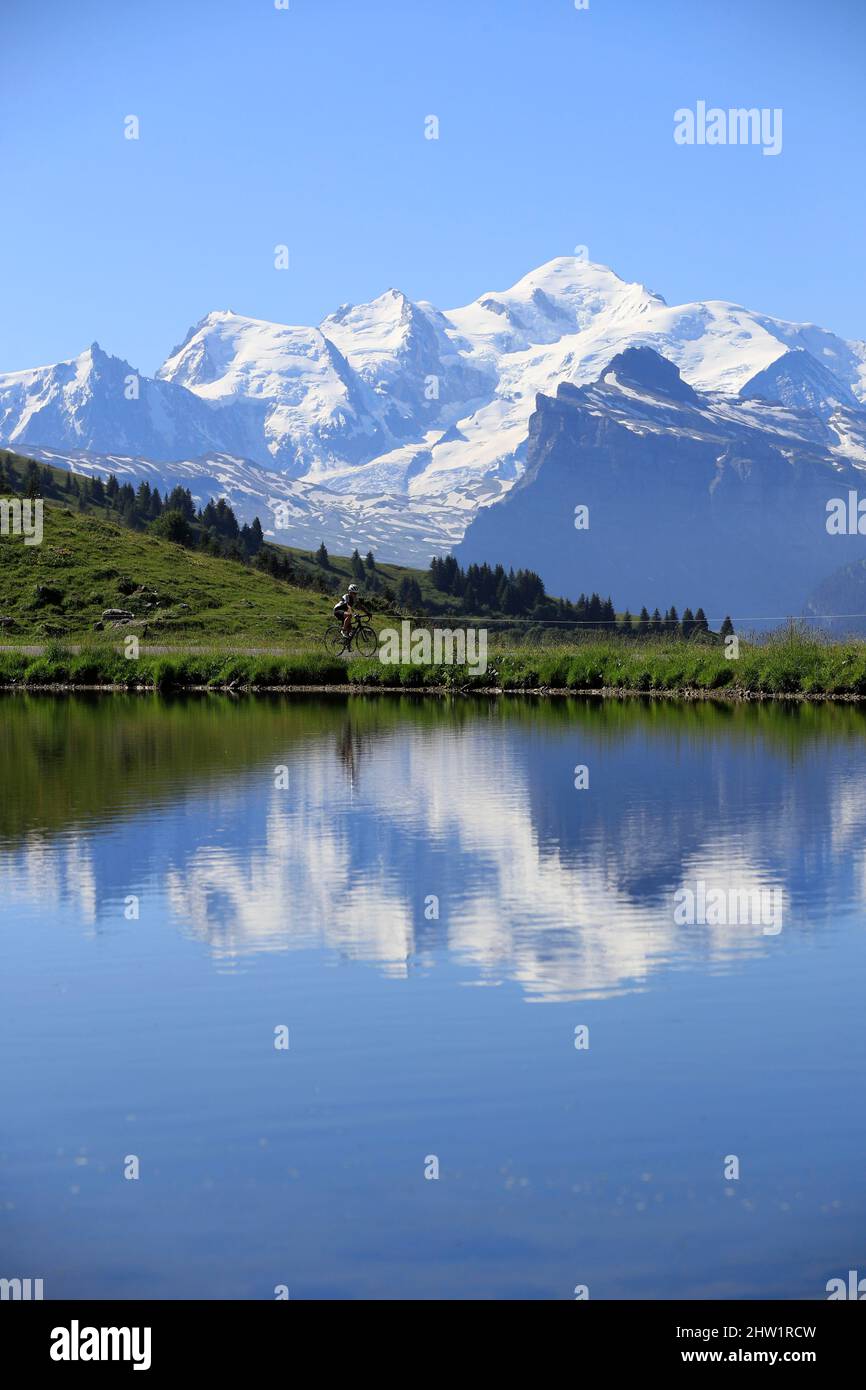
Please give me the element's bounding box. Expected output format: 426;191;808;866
0;448;465;641
0;489;340;643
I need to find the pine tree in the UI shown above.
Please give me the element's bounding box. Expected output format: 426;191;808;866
720;615;734;637
501;581;522;616
681;606;694;639
213;497;238;538
637;606;650;637
396;575;422;608
315;541;329;568
24;461;41;498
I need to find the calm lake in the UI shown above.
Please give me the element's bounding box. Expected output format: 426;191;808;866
1;692;864;1300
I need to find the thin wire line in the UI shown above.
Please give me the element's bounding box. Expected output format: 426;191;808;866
391;614;866;626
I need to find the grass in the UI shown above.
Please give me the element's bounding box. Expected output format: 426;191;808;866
0;495;340;643
0;640;348;690
3;629;866;697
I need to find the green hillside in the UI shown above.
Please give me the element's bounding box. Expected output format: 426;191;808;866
0;499;336;643
0;449;553;644
0;450;397;643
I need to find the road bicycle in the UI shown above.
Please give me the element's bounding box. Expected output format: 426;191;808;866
322;613;378;658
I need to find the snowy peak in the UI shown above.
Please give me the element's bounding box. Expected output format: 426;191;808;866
162;310;242;368
159;311;338;398
505;255;665;315
739;347;861;418
0;340;244;462
446;256;665;354
320;287;437;379
321;286;491;438
157;308;385;475
323;287;415;342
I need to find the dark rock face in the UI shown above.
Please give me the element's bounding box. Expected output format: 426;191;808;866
598;345;700;404
457;348;866;617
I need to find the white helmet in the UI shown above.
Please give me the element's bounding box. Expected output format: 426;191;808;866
348;583;358;593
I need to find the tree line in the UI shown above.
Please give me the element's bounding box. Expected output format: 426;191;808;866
0;454;267;560
428;554;730;635
257;542;398;603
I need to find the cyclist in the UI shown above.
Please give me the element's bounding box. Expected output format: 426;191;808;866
333;582;370;639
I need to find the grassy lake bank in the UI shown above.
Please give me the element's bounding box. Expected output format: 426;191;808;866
4;631;866;698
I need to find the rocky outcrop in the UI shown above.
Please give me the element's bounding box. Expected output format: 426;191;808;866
457;347;866;616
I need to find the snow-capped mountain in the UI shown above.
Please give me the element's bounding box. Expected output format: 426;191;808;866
738;347;862;419
157;311;387;474
401;258;866;508
320;288;492;442
0;342;252;461
458;345;866;615
2;255;866;567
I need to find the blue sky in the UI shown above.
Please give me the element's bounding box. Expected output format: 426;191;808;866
1;0;863;375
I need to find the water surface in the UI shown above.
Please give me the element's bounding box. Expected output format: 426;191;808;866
1;693;864;1299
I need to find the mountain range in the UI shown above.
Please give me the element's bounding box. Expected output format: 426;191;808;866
3;256;866;612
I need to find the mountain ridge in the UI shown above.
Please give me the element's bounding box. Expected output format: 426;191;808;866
457;345;866;615
2;255;865;567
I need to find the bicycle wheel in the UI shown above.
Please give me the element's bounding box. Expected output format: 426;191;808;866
353;623;379;658
323;626;348;657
